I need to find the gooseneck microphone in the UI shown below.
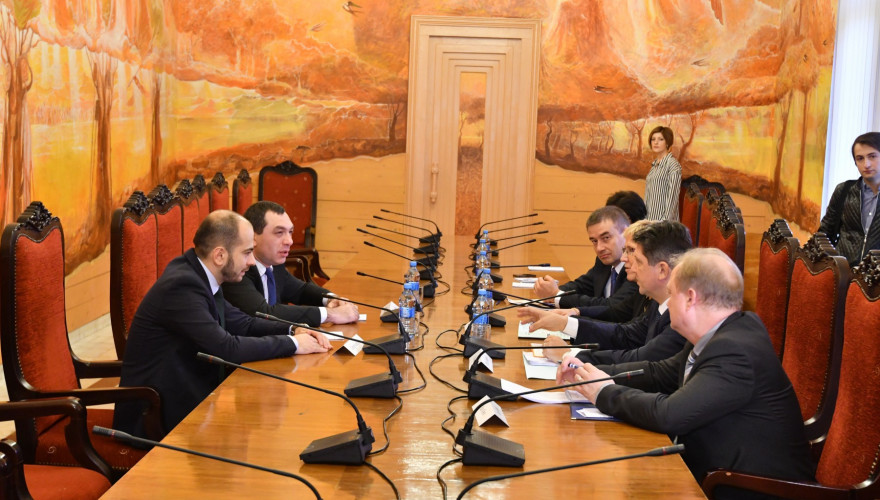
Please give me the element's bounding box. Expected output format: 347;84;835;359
458;290;576;358
456;444;685;499
366;224;439;254
356;271;436;298
257;312;402;398
363;241;436;278
93;426;323;498
196;353;375;465
357;228;439;262
322;294;408;354
471;230;549;248
379;208;442;239
462;344;598;400
455;369;644;467
474;213;539;239
372;215;439;243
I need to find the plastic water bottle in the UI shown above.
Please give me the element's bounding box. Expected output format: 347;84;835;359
477;237;490;255
476;250;494;300
472;289;492;340
399;282;421;349
404;261;423;316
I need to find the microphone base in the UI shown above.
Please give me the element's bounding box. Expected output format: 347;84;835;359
418;269;435;281
379;311;398;323
418;234;441;244
344;372;399;398
467;372;516;400
414;245;437;255
422;282;436;298
300;428;373;465
362;333;407;355
462;337;507;359
457;430;525;467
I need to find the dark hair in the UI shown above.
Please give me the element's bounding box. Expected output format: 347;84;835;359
587;205;630;233
852;132;880;159
243;201;286;235
605;191;647;223
632;220;692;266
193;210;247;259
649;126;674;149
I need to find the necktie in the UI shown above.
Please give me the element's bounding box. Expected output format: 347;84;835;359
265;266;277;306
682;350;697;384
609;268;619;297
214;289;226;330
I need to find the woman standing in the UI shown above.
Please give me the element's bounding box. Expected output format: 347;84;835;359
644;126;682;221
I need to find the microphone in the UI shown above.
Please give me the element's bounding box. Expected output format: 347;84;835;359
195;353;375;465
366;224;439;255
356;271;436;298
322;295;407;354
474;213;538;239
93;426;323;498
372;215;439;244
357;228;439;262
459;291;576;358
456;444;684;498
455;369;644;467
486;238;537;255
256;313;402;398
363;241;436;277
379;208;442;239
462;344;598;400
471;230;549;248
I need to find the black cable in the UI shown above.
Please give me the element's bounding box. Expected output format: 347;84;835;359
366;396;402;456
364;460;401;500
435;329;462;352
433;280;451;296
436;457;463;500
441;395;468;442
396;353;427;394
429;354;467;393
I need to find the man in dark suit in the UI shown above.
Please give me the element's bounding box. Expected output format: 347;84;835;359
114;210;331;439
561;249;814;498
521;220;691;364
533;206;642;321
223;201;359;326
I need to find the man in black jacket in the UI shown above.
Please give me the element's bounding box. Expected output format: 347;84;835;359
818;131;880;266
533;206;642;319
114;210;331;438
560;249;814;499
520;220;690;364
223;201;359;326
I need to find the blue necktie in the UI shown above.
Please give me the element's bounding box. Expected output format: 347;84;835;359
265;267;277;306
609;268;619;297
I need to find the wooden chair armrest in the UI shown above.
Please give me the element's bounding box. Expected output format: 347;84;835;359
304;225;316;248
73;358;123;379
0;398;114;481
702;470;850;500
289;247;330;281
30;387;164;440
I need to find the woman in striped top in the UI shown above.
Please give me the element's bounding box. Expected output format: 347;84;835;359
644;126;682;221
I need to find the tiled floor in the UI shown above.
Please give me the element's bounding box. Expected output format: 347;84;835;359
0;314;117;438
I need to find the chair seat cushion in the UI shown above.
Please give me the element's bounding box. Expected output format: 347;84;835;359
35;408;147;471
24;464;111;499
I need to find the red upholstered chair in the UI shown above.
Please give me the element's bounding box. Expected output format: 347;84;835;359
0;202;163;480
148;184;183;275
208;172;230;211
680;183;703;245
0;398;113;498
755;219;800;359
702;251;880;499
191;174;210;223
259;161;330;284
698;188;719;247
232;168;254;215
780;234;848;442
707;204;745;273
110;191;158;359
176;179;200;252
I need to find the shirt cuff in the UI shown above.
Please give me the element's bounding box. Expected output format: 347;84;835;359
554;292;563;308
322;293;337;306
563;317;579;337
319;307;328;323
288;328;300;350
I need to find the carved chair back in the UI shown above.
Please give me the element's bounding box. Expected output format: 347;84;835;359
232;169;254;215
756;219;799;359
148;184;183;275
259;161;318;248
208;172;230;211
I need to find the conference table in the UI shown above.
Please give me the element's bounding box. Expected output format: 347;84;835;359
103;235;706;499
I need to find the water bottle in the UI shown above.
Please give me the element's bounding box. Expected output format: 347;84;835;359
477;237;490;255
404;261;423;317
472;289;492;340
399;282;421;349
476;250;494;300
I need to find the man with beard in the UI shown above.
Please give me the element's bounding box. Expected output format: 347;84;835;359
114;210;330;439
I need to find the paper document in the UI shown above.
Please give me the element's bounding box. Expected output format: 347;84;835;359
517;321;571;340
528;266;564;273
497;379;586;404
512;282;535;289
522;353;557;380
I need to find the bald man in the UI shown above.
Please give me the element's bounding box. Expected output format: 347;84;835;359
559;249;813;498
115;210;330;439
